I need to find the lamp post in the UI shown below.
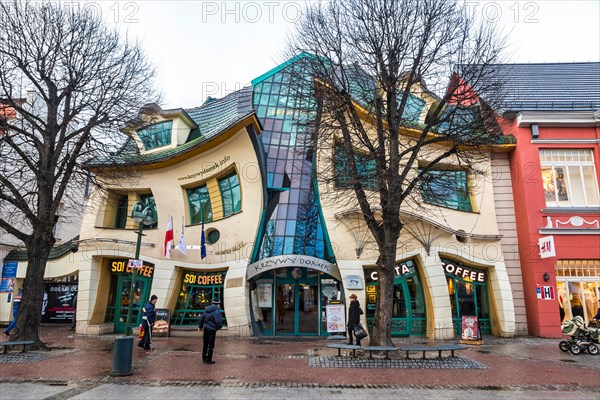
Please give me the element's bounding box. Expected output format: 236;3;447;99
124;200;156;336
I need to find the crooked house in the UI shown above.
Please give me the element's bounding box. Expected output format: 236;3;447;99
4;56;525;339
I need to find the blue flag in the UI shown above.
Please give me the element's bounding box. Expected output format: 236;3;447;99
200;218;207;259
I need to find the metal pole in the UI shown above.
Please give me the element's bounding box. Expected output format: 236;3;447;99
125;222;144;336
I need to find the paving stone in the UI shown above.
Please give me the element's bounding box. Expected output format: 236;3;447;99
308;355;488;369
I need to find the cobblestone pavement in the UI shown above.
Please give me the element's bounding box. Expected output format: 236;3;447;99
0;326;599;399
1;381;599;400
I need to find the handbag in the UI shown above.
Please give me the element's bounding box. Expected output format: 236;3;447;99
353;323;368;341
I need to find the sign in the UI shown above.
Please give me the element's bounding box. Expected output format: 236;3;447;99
461;315;480;341
41;282;78;323
326;304;346;333
367;261;416;282
153;308;170;337
443;262;486;282
536;283;542;299
541;286;555;300
0;262;18;293
257;283;272;308
110;259;154;278
182;270;225;286
246;255;341;280
345;275;363;289
127;259;143;269
538;235;556;259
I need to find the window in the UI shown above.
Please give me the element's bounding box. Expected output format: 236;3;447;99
333;143;377;190
188;185;213;224
139;194;158;229
114;194;129;229
136;120;173;150
420;169;473;212
218;173;241;217
540;149;600;207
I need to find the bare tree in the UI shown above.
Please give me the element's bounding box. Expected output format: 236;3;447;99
289;0;509;345
0;0;157;346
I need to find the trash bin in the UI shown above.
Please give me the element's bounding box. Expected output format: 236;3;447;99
111;336;133;376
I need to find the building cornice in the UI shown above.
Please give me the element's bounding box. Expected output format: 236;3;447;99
516;110;600;127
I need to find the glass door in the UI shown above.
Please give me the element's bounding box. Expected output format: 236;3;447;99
275;283;296;334
112;275;150;333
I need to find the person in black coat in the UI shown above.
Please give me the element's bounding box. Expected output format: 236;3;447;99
199;298;224;364
347;293;362;346
138;294;157;350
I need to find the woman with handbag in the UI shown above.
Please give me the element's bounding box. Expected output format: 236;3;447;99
347;293;363;346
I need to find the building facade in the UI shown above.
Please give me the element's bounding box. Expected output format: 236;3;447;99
499;62;600;337
4;58;525;339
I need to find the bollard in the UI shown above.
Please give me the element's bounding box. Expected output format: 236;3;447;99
111;336;133;376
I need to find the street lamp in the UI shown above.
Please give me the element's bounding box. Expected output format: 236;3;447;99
124;200;157;336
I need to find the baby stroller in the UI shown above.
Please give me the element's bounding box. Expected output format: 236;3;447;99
559;316;599;355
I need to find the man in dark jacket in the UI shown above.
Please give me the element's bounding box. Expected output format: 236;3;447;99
347;293;362;345
138;294;157;350
199;298;223;364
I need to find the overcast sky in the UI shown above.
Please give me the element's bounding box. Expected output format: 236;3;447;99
94;0;600;108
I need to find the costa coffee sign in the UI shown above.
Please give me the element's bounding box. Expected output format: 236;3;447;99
442;261;486;282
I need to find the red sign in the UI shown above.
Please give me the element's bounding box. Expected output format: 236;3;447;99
541;286;555;300
461;316;479;341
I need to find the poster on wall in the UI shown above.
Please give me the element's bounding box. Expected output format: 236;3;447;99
153;309;170;337
257;283;272;308
326;304;346;333
461;315;480;341
0;262;18;293
41;282;78;323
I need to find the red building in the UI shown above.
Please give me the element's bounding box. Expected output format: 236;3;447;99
500;62;600;337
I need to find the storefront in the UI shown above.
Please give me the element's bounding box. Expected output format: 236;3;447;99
104;258;155;333
252;267;342;336
442;258;491;336
172;269;227;326
556;260;599;324
364;259;427;336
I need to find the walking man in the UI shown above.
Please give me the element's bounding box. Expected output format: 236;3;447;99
138;294;157;350
4;288;22;336
199;298;223;364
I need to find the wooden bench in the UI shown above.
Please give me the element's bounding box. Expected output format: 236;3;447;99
0;340;35;354
398;344;467;359
327;343;361;358
360;345;398;359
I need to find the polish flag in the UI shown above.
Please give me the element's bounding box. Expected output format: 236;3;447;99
164;216;174;259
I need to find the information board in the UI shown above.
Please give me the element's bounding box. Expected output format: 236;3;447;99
326;304;346;333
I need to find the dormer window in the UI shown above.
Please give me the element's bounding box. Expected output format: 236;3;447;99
137;120;173;150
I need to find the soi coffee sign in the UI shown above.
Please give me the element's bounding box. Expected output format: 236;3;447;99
442;262;486;282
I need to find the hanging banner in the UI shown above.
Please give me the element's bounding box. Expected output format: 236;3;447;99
326;304;346;333
0;262;18;293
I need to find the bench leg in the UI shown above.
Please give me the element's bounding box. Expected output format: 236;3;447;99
337;348;341;357
422;351;426;359
451;350;455;357
438;350;442;358
369;350;373;359
384;351;389;360
22;344;27;353
405;351;410;360
2;346;6;355
352;349;356;358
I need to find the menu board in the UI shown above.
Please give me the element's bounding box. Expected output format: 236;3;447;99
326;304;346;333
153;308;170;337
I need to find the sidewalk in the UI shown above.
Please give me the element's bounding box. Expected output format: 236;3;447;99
1;325;598;389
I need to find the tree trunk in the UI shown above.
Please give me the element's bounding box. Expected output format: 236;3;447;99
370;251;397;346
13;237;53;349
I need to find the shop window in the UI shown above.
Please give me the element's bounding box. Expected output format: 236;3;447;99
419;169;473;212
187;185;213;224
333;143;377;190
556;260;600;325
136;120;173;150
114;195;129;229
172;270;226;326
540;149;600;207
218;172;241;217
443;259;490;336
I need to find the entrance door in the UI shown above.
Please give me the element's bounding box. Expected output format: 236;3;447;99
109;275;150;333
274;282;318;335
